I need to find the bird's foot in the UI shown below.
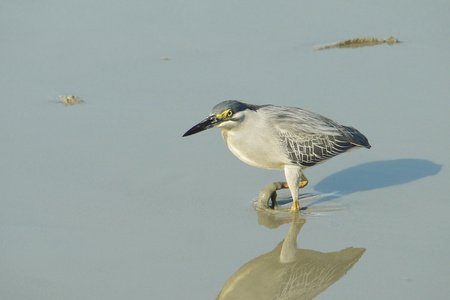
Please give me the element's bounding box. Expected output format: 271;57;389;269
299;180;308;189
291;201;300;212
281;180;309;189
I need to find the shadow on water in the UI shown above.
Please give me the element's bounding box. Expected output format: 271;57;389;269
216;213;365;300
310;158;442;206
254;158;441;214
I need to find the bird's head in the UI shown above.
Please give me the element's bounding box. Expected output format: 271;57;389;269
182;100;258;137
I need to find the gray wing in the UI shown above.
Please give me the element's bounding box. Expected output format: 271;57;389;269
280;133;359;166
262;106;370;167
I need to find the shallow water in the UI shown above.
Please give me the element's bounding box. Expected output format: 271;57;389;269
2;1;450;299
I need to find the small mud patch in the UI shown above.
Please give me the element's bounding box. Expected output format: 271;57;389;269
316;36;399;50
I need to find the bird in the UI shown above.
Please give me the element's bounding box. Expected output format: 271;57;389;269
182;100;371;212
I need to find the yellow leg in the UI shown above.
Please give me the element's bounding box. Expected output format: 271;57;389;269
283;173;308;212
299;173;309;188
291;201;300;212
282;179;309;189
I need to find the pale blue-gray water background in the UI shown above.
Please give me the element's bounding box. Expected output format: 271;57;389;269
1;1;449;299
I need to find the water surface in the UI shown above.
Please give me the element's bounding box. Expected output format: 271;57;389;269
1;1;450;299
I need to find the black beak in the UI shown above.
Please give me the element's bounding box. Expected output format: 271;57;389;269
182;115;220;137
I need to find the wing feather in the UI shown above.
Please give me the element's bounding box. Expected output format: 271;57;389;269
259;105;370;167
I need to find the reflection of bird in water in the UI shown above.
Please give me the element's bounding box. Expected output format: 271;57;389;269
183;100;370;212
216;213;365;300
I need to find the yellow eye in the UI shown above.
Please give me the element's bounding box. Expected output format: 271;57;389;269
217;110;233;119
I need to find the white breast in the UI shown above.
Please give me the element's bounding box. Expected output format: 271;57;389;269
220;110;290;170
